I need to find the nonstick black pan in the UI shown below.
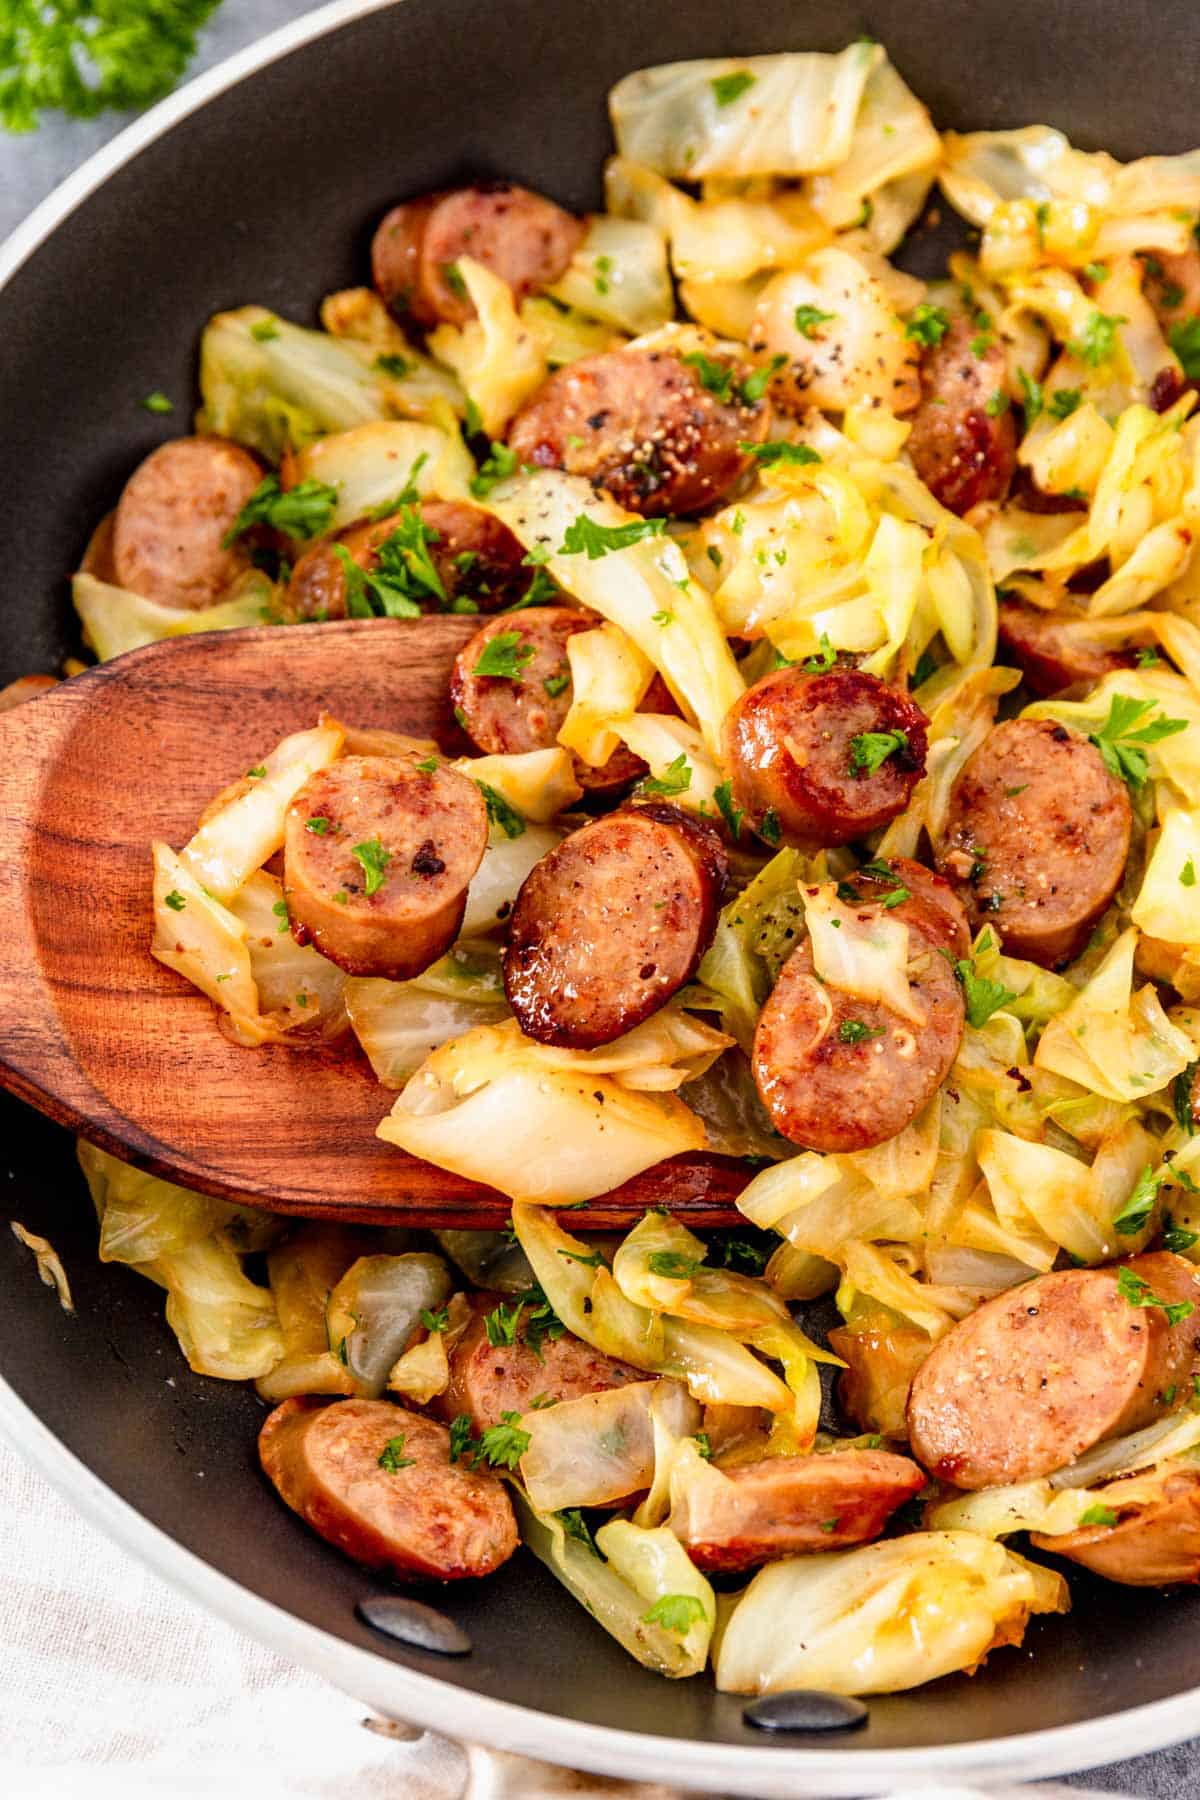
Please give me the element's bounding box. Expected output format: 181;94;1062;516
2;1;1199;1790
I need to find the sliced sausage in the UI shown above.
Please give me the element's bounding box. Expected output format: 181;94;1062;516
372;183;584;327
434;1298;645;1434
259;1396;517;1581
283;501;531;621
503;803;728;1047
828;1323;935;1441
448;605;670;792
506;347;771;517
284;754;488;979
998;599;1134;697
907;1254;1200;1491
722;666;928;849
112;436;263;610
667;1449;926;1573
937;717;1132;967
752;883;966;1152
1032;1463;1200;1586
906;315;1017;515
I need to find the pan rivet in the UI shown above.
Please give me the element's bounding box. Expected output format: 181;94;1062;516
744;1691;868;1733
356;1594;472;1656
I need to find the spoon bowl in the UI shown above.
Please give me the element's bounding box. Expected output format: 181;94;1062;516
0;615;747;1226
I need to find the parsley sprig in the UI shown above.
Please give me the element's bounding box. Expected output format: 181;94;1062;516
848;729;908;776
472;630;534;682
224;475;338;546
1088;693;1187;789
1117;1264;1195;1327
1;0;222;132
557;515;666;559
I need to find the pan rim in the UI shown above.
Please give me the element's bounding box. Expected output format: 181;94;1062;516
1;0;1197;1784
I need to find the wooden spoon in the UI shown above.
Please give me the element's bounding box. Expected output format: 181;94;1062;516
0;617;748;1227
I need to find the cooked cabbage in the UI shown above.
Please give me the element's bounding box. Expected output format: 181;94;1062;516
715;1531;1068;1696
286;420;474;530
804;880;924;1025
228;870;348;1038
79;1143;283;1381
751;250;920;413
486;470;745;757
557;621;655;767
697;847;808;1049
377;1017;710;1202
610;44;882;181
73;570;276;662
198;306;454;461
427;257;548;438
1035;928;1196;1102
515;1491;715;1677
319;286;466;419
1132;798;1200;945
518;1379;700;1511
325;1252;453;1395
452;746;582;823
546;214;674;334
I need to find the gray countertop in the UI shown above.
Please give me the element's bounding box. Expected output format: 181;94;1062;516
0;4;1195;1794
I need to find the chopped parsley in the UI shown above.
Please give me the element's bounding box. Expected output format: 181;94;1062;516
442;261;468;301
141;389;173;414
1048;388;1082;420
759;807;782;845
1136;647;1162;667
647;1250;704;1280
682;351;735;403
350;837;391;897
557;1246;606;1268
414;756;439;774
739;440;822;467
1079;1504;1119;1528
739;355;786;405
838;1020;882;1044
1113;1164;1166;1238
420;1306;451;1332
641;1594;707;1634
593;253;613;296
473;1412;531;1470
710;69;756;106
1088;693;1188;789
984;389;1010;417
793;304;836;339
904;303;950;348
651;609;674;627
713;778;744;839
272;899;290;932
1173;1062;1198;1134
558;1508;603;1557
1182;858;1197;888
224;474;338;546
848;729;908;776
557;515;667;558
1070;311;1127;367
377;1436;416;1473
1018;369;1043;423
954;954;1018;1029
470;441;523;499
802;632;837;673
1169;317;1200;382
305;815;332;835
693;1432;713;1460
1164;1214;1200;1254
483;1285;563;1359
163;890;186;912
448;1415;475;1463
639;753;692;798
475;779;526;839
1084;262;1109;285
913;646;940;687
543;669;570;698
1117;1264;1195;1327
472;630;535;682
375;351;412;377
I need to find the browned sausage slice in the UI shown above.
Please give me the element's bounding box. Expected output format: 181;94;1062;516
447;605;670;792
906;316;1017;515
751;885;966;1152
284;754;488;979
259;1396;518;1580
284;501;531;621
998;599;1134;697
937;717;1132;967
506;347;771;517
907;1254;1200;1491
722;667;929;849
503;803;728;1047
1031;1463;1200;1586
845;855;971;957
372;183;584;327
112;437;263;610
434;1298;645;1434
668;1449;927;1572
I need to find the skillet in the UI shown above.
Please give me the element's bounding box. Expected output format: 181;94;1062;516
2;0;1199;1790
